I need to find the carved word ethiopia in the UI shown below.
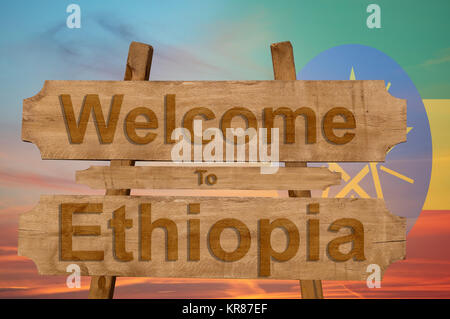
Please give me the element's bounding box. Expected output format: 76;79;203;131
61;202;364;277
19;196;406;280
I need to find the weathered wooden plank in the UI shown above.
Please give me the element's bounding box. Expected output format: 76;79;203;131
18;195;406;281
271;41;323;298
76;166;341;190
22;80;406;162
89;41;153;299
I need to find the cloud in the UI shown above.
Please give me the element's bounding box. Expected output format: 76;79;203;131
423;48;450;66
95;15;136;43
17;13;232;82
408;210;450;236
0;169;89;193
0;287;30;293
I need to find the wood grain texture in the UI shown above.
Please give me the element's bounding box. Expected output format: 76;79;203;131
271;41;322;298
76;166;341;190
271;41;297;81
18;195;406;280
89;276;116;299
22;80;406;162
89;41;153;299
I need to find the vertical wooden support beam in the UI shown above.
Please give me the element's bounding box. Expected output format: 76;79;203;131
270;41;324;299
88;41;153;299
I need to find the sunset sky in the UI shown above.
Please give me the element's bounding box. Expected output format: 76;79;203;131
0;0;449;298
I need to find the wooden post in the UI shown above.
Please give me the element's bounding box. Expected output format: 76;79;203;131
88;41;153;299
270;41;324;299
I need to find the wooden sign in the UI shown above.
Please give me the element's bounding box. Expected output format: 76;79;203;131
19;195;405;280
22;80;406;162
76;166;341;190
18;41;409;299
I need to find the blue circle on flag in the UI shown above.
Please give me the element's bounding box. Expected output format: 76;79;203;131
298;44;432;233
